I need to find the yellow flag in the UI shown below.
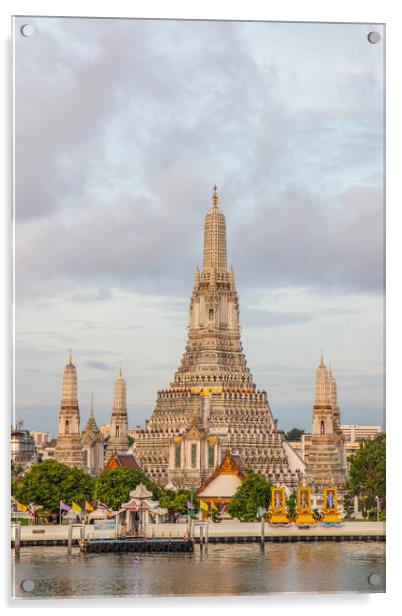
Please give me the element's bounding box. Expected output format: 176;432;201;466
85;501;94;512
16;502;27;512
72;501;82;513
211;501;218;511
200;500;209;512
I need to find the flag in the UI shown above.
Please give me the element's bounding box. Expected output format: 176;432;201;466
211;501;218;511
187;500;195;510
199;500;209;512
72;502;82;513
60;501;71;512
28;503;36;517
16;502;27;512
85;501;94;512
98;501;109;511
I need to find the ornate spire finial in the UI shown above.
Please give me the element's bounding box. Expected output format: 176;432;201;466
90;392;94;416
119;363;123;378
320;350;324;366
212;184;219;208
68;349;72;364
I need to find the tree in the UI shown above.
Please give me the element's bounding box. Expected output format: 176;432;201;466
286;492;297;521
94;468;161;510
227;470;272;521
12;460;95;513
285;428;305;441
346;433;386;513
159;489;193;521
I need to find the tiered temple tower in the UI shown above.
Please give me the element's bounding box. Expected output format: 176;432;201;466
81;394;104;476
135;186;301;489
54;352;85;468
303;353;347;505
106;368;129;460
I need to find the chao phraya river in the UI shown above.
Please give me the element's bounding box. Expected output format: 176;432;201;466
12;542;385;598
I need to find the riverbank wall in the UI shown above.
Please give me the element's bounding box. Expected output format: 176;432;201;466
11;520;385;547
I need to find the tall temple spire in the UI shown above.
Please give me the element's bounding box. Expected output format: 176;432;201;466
113;367;126;411
174;188;253;390
55;353;85;468
62;352;78;405
106;367;129;459
304;355;346;503
135;185;297;491
202;184;227;272
314;352;331;407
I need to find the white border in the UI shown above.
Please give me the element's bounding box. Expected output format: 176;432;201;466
2;0;400;613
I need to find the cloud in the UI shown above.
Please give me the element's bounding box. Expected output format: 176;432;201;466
13;18;384;434
242;308;314;328
14;18;384;303
86;360;112;371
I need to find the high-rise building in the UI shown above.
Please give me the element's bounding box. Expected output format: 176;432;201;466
134;187;301;489
54;352;85;468
106;368;129;460
81;394;104;476
303;353;347;504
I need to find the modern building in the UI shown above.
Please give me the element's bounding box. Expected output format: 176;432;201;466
54;352;85;468
31;431;51;448
37;438;57;461
11;420;36;468
340;424;382;442
134;187;301;490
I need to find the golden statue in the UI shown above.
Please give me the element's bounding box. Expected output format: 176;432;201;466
268;485;289;525
295;486;317;526
321;487;342;524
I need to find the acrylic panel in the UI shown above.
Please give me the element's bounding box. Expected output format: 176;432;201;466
12;16;385;599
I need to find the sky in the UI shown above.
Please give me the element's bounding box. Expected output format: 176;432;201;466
14;17;385;436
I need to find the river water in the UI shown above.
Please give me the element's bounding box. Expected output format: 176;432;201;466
12;542;385;598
